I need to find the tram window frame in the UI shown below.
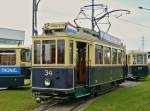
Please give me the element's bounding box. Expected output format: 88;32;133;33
34;40;41;64
128;55;131;64
42;40;56;64
118;50;122;64
132;55;137;64
112;48;117;64
95;45;103;64
104;47;111;64
57;40;65;64
137;54;143;64
0;50;16;65
69;40;73;64
21;49;31;62
144;54;147;64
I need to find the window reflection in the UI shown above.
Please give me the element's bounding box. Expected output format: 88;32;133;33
104;47;111;64
137;55;143;64
34;40;41;64
118;50;122;64
42;40;56;64
0;50;16;65
57;40;65;64
112;48;117;64
69;41;73;64
95;45;103;64
21;49;31;62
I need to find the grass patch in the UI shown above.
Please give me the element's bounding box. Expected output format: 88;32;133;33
0;87;39;111
84;77;150;111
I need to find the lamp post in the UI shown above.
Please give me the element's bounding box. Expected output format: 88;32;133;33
138;6;150;11
32;0;42;36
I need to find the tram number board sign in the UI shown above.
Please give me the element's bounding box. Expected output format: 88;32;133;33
0;67;21;74
43;23;66;30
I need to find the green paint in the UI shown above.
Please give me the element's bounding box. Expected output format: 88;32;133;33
74;87;90;98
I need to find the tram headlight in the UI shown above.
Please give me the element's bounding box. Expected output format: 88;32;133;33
44;79;51;87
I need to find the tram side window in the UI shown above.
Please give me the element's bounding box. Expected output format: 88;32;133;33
95;45;103;64
104;47;111;64
0;50;16;65
21;49;31;62
137;55;143;64
42;40;56;64
112;48;117;64
69;41;73;64
34;40;41;64
128;55;131;64
144;54;147;64
133;55;137;64
57;40;65;64
118;50;122;64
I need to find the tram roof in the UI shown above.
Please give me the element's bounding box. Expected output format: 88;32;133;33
127;50;147;55
33;22;124;47
0;45;31;49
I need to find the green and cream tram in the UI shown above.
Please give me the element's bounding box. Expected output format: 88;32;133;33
32;22;126;101
0;45;31;88
127;50;149;79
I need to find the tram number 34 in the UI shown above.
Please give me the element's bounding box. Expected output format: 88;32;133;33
44;70;53;76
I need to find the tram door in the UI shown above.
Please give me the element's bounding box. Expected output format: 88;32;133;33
76;42;87;86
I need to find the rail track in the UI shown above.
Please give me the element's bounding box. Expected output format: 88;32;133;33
33;96;94;111
33;80;141;111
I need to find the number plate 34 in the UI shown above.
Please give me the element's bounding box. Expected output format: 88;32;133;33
44;70;53;76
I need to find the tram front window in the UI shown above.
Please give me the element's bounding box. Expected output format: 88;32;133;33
42;40;56;64
21;49;31;62
57;40;65;64
0;50;16;65
34;40;41;64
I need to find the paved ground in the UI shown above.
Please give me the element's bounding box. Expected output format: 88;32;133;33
0;88;7;90
120;80;141;87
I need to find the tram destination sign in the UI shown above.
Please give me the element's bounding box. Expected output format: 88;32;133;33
43;22;66;30
0;67;21;74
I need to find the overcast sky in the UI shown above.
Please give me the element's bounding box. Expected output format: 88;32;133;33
0;0;150;51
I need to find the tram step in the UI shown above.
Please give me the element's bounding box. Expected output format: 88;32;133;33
75;87;90;98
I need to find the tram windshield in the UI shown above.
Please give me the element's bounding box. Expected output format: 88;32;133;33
0;50;16;65
34;40;65;64
21;49;31;62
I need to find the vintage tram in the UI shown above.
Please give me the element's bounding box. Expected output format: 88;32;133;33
127;50;149;79
0;45;31;88
32;22;126;101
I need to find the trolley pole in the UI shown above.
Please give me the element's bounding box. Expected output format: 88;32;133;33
32;0;35;36
91;0;95;31
32;0;41;36
138;7;150;11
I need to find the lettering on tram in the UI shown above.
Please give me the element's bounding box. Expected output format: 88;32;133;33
44;70;53;76
0;67;20;74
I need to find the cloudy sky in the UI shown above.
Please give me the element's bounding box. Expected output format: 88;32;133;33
0;0;150;51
